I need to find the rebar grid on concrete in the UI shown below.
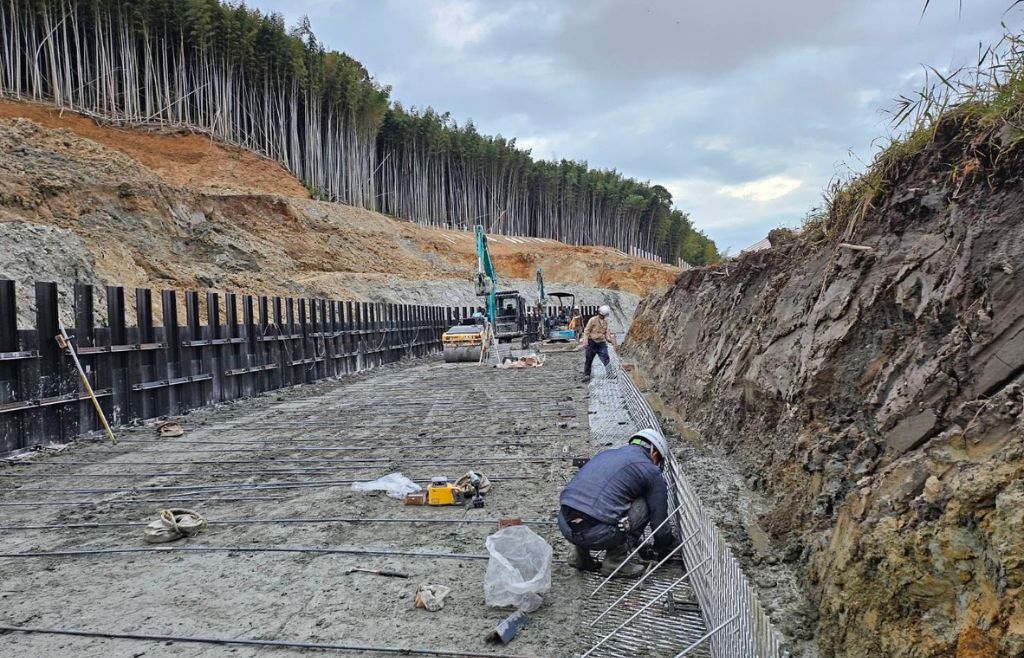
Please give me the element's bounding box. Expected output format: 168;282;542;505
0;456;571;478
1;454;563;467
19;441;549;455
0;351;586;656
104;432;569;444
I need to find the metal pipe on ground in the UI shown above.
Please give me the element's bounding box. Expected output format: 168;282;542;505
0;457;570;479
0;474;534;496
2;455;571;468
0;625;540;658
0;496;287;507
51;442;549;455
0;516;557;531
0;545;494;560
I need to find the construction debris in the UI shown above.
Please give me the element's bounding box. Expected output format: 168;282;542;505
498;354;543;369
483;526;552;613
345;567;410;579
350;472;421;499
142;509;207;544
486;609;530;645
415;584;451;612
157;422;184;438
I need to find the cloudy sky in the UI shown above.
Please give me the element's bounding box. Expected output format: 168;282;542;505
258;0;1020;253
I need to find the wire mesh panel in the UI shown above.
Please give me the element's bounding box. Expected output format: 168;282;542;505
0;279;455;455
577;570;711;658
613;351;788;658
577;353;710;657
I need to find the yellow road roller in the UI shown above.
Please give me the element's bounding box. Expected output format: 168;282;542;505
442;322;487;363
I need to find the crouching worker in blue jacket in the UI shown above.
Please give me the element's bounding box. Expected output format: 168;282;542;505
557;429;679;578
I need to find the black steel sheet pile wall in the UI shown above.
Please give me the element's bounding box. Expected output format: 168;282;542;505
0;279;598;454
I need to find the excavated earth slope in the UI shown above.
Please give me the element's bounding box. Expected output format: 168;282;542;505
0;100;676;328
626;119;1024;657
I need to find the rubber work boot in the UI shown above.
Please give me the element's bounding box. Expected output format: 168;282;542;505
600;544;646;578
567;545;600;572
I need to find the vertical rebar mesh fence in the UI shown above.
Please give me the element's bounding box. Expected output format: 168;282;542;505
614;351;788;658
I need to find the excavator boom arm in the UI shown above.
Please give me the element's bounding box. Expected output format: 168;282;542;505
475;225;498;326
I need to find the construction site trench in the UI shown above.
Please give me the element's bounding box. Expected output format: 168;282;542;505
0;348;721;658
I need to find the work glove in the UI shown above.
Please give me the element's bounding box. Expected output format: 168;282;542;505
653;532;681;561
638;544;658;561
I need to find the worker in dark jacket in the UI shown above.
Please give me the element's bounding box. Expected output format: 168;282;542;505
557;429;678;577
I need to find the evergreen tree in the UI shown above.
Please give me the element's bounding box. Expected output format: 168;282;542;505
0;0;719;265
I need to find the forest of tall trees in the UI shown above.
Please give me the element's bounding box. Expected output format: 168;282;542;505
0;0;719;265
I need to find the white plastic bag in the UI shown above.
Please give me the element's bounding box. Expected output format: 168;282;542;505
350;472;421;499
483;525;552;612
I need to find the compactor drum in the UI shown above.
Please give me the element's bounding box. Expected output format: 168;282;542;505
442;324;485;363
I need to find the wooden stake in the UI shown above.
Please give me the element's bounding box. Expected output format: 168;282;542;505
56;326;116;445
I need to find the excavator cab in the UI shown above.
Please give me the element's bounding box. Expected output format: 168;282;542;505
546;292;578;342
493;291;529;347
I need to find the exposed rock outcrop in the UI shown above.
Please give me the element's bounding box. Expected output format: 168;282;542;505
626;115;1024;657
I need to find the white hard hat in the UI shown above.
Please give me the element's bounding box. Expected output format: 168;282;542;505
629;428;670;463
598;305;611;317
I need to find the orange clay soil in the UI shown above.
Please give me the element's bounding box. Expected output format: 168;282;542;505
0;99;310;198
0;99;679;299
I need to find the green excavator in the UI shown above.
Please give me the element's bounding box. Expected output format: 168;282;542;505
536;267;578;343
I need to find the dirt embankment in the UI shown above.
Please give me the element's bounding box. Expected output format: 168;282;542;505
626;116;1024;657
0;100;677;328
0;101;311;197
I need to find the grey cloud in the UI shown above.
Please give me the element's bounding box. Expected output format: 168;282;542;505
250;0;1020;251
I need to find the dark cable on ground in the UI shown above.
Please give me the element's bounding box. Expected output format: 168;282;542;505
0;625;542;658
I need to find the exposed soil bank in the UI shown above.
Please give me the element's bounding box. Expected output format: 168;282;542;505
625;117;1024;657
0;106;671;329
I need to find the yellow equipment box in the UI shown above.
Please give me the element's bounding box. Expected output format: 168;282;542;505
427;477;463;506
